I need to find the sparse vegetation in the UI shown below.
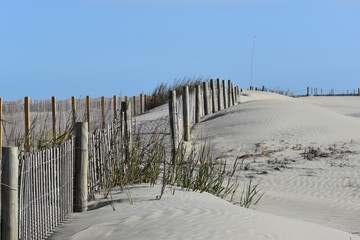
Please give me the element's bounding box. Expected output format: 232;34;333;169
145;77;204;111
302;144;354;160
237;178;264;208
95;121;264;208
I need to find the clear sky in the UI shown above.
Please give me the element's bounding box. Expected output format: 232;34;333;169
1;0;359;100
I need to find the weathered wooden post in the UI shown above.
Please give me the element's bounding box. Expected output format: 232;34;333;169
210;79;216;113
233;86;237;104
227;80;232;107
169;90;178;158
230;82;233;103
182;86;190;141
121;101;131;162
140;94;146;114
52;96;57;143
132;96;136;116
1;146;19;240
358;88;360;96
71;96;76;127
222;80;227;109
195;85;201;123
0;97;2;159
113;95;117;121
236;86;240;103
217;78;223;111
127;101;132;143
144;94;147;112
74;122;88;212
121;102;127;134
139;94;142;114
101;96;106;129
24;96;31;152
307;87;310;96
231;82;236;106
86;96;91;132
203;81;210;116
232;83;236;104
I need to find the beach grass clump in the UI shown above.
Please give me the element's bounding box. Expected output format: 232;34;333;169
96;121;264;208
145;77;204;111
165;142;230;196
99;125;167;198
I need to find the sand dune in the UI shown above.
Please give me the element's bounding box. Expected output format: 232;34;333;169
50;185;358;240
193;91;360;153
50;91;360;239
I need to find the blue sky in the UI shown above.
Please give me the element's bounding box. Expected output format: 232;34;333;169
1;0;359;100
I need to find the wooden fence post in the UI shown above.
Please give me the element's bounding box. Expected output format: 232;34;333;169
307;87;310;96
236;86;240;103
1;146;19;240
231;82;236;106
0;97;2;159
169;90;178;158
217;78;223;111
195;85;201;123
86;96;91;132
127;101;132;143
235;86;240;104
121;101;131;139
52;96;57;142
101;96;105;129
182;86;190;142
203;82;210;116
132;96;136;116
358;88;360;96
228;80;232;107
24;96;31;152
140;94;144;114
113;95;117;121
222;80;227;109
210;79;216;113
233;86;236;103
74;122;88;212
144;94;147;112
228;82;232;106
71;97;76;127
121;101;131;162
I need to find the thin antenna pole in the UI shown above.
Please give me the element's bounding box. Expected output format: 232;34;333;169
250;35;256;88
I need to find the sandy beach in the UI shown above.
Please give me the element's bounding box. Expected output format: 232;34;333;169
50;91;360;240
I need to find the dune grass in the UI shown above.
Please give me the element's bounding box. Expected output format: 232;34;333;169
145;77;204;111
99;121;263;208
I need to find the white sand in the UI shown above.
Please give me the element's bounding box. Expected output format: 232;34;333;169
50;91;360;239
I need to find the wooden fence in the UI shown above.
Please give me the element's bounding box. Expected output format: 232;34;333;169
168;79;240;150
0;94;148;155
1;79;242;239
1;99;134;239
305;87;360;97
88;102;132;194
19;140;74;240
